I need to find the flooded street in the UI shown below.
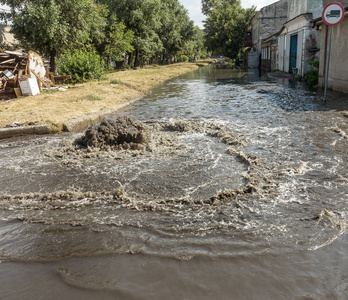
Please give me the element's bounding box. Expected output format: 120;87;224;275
0;65;348;299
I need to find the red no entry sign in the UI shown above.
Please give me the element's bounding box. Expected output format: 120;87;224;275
322;2;345;26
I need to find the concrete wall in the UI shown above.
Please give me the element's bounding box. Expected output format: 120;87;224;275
252;12;261;50
319;16;348;93
307;0;324;19
287;0;323;20
251;0;288;51
323;0;348;7
277;14;319;75
278;35;285;71
271;47;278;70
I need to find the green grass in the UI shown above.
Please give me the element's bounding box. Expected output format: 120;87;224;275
109;79;124;85
75;94;102;102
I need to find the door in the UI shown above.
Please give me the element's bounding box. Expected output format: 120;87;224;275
289;34;298;73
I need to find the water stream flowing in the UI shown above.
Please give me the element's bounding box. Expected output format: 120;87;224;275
0;65;347;299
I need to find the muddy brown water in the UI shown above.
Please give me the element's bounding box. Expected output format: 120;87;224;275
0;66;348;299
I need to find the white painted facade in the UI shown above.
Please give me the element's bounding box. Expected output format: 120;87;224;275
276;0;322;75
277;15;309;74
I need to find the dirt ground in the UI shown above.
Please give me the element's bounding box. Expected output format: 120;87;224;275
0;61;213;130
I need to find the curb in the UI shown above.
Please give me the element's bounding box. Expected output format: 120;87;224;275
0;124;51;140
0;97;143;140
0;99;141;140
0;62;212;139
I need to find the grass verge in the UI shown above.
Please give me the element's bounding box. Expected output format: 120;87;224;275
0;60;213;130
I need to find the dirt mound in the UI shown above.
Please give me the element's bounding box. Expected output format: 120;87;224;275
75;116;151;150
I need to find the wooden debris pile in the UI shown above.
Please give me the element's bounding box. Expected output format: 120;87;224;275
0;50;71;100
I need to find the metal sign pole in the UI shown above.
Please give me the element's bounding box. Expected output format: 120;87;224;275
324;26;333;103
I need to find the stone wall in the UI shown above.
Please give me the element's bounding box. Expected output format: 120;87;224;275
323;0;348;7
287;0;323;20
252;0;288;51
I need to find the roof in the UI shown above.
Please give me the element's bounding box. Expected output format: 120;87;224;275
283;13;313;26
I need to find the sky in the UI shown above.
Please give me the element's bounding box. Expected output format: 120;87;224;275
179;0;278;28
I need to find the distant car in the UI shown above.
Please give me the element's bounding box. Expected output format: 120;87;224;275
326;10;341;18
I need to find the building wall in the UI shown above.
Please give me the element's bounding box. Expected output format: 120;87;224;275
251;0;288;51
278;35;285;71
261;45;271;71
307;0;324;18
287;0;323;20
323;0;348;7
277;14;319;75
319;16;348;93
252;12;261;50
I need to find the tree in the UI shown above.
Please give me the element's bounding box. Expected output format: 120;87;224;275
183;26;209;59
0;0;106;72
97;0;163;67
157;0;194;63
95;14;134;67
202;0;255;59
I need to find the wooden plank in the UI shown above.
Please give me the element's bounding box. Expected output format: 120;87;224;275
30;69;50;89
14;87;22;98
4;50;26;59
54;75;72;82
0;58;15;65
17;69;24;78
48;72;55;85
0;65;17;69
37;78;42;91
13;75;18;88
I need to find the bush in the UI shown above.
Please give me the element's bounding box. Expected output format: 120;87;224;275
304;58;319;87
178;55;189;62
57;49;105;83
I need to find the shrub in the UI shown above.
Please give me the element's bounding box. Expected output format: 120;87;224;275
57;49;105;83
304;58;319;87
178;55;189;62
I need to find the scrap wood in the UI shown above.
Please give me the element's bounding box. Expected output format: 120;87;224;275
27;50;47;79
48;72;55;85
30;69;52;89
1;80;7;91
0;58;15;65
0;49;53;99
54;75;72;83
14;87;22;98
0;49;70;100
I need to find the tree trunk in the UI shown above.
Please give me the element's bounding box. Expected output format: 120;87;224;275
50;49;57;74
134;49;140;68
128;52;133;67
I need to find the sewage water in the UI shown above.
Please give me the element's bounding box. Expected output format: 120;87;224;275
0;66;347;299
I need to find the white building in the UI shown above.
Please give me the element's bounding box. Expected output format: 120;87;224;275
277;0;322;75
